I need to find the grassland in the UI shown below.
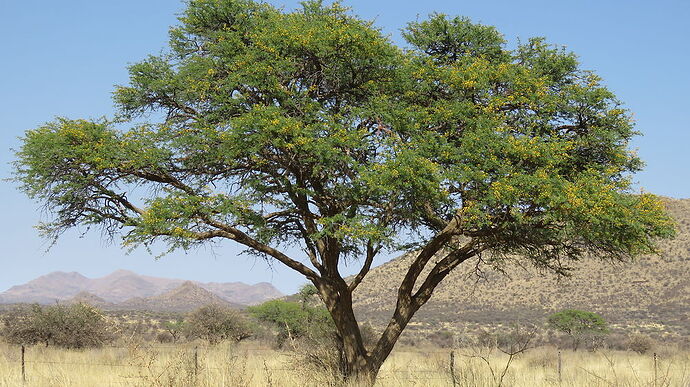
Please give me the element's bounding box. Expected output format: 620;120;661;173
0;340;688;386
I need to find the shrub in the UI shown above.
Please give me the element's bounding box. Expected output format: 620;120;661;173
248;300;333;346
1;303;112;348
249;300;343;377
627;334;655;354
184;304;252;345
156;331;174;343
427;329;455;348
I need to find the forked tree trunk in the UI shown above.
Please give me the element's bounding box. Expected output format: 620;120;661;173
315;239;477;383
318;280;420;384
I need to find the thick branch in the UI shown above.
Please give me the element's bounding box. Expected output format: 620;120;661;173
199;215;321;281
369;238;480;373
412;239;481;307
397;215;462;300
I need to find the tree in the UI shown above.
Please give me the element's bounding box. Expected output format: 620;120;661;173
547;309;608;351
248;299;333;344
13;0;675;381
163;319;186;343
1;303;112;349
298;283;318;309
184;304;252;344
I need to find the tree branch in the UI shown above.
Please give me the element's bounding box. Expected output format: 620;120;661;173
199;215;321;281
412;239;482;307
348;241;379;292
397;215;463;301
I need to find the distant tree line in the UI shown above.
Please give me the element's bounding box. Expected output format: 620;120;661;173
0;300;664;357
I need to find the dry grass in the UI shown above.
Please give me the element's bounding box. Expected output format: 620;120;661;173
0;341;688;387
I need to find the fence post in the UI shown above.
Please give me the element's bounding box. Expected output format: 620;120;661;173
653;352;657;387
194;346;199;377
557;350;562;385
449;350;458;387
21;345;26;384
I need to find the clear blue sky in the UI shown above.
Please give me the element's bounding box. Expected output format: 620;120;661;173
1;0;688;295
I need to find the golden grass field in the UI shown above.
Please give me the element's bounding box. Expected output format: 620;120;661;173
0;341;688;387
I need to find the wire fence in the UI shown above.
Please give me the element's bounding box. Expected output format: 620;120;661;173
2;344;688;386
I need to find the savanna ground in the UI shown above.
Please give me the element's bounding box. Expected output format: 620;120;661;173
1;340;688;387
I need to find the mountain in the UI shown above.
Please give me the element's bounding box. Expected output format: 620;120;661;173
116;281;241;312
351;197;690;338
67;291;113;308
0;272;90;304
201;282;283;305
0;270;283;306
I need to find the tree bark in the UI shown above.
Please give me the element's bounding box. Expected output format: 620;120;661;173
315;279;371;379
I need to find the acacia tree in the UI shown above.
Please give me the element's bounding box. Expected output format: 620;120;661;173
547;309;608;351
14;0;674;380
184;304;252;344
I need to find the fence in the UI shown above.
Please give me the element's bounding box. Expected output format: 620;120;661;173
2;343;688;386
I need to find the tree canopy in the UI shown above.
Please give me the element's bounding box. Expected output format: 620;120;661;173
14;0;674;380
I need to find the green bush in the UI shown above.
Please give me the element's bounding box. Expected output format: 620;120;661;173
248;299;333;345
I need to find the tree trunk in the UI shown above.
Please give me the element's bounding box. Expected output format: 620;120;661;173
316;280;377;382
314;241;475;383
319;281;420;383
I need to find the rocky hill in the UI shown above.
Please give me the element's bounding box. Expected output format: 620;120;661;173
0;270;283;306
67;291;113;308
115;281;241;312
351;197;690;339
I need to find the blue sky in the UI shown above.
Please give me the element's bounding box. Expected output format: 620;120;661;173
1;0;688;295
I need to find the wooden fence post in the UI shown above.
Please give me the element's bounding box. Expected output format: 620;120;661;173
194;346;199;377
449;350;458;387
557;350;562;385
21;345;26;384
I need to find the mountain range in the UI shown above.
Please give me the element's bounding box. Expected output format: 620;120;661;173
0;269;283;308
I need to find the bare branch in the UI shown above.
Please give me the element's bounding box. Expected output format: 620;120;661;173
348;242;379;292
199;215;321;281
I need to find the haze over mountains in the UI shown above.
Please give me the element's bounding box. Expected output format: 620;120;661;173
0;269;283;308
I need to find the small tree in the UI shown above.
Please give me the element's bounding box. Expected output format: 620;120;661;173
1;305;42;346
248;299;333;344
547;309;608;351
249;299;344;376
163;319;186;343
1;303;111;349
184;304;252;344
298;283;319;309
